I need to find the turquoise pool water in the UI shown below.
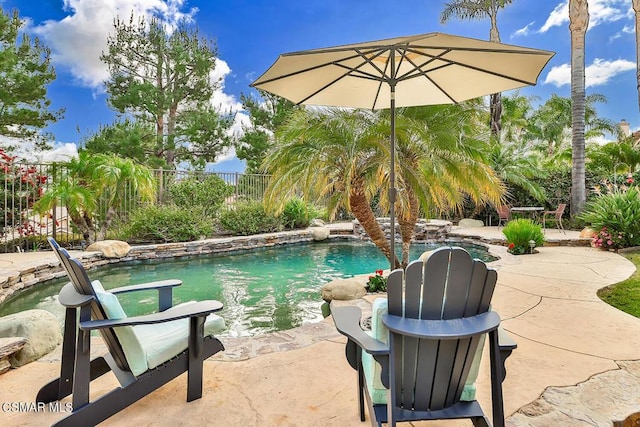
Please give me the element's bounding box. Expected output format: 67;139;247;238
0;240;496;337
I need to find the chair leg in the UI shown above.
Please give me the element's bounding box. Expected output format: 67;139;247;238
52;337;224;427
187;316;206;402
357;348;365;422
488;329;505;427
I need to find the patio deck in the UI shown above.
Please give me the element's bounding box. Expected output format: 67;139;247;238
0;226;639;426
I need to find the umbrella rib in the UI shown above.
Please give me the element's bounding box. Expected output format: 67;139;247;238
396;46;539;86
296;51;389;105
251;46;393;91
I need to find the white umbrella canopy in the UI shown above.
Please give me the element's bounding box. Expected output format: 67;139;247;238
251;32;554;268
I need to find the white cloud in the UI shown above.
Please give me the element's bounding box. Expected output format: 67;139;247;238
28;0;242;135
29;0;198;88
585;57;636;86
543;57;635;87
35;143;79;163
539;0;628;33
511;22;535;38
539;1;568;33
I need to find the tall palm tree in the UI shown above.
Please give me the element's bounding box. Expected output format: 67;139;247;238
634;0;640;111
500;91;537;147
34;152;156;244
440;0;514;138
569;0;589;216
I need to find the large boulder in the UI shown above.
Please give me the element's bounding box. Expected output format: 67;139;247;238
321;277;366;302
0;309;61;367
86;240;131;258
310;226;330;241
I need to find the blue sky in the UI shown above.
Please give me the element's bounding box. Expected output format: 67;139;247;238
2;0;638;171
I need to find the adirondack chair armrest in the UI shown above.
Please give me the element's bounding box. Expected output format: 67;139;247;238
79;300;223;331
497;325;517;381
110;279;182;311
498;326;517;351
58;282;95;308
110;279;182;294
382;311;501;340
330;304;389;356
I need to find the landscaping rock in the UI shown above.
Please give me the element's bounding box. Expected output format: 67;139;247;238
321;278;366;302
0;337;27;374
0;310;61;367
580;227;597;239
86;240;131;258
310;226;330;241
458;218;484;227
310;219;325;227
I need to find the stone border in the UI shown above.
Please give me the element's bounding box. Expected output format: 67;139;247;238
0;229;323;304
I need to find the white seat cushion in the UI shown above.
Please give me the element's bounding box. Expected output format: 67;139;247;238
92;280;225;377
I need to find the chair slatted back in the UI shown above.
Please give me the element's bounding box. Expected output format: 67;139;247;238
497;205;510;221
48;238;131;372
386;247;497;411
555;203;567;220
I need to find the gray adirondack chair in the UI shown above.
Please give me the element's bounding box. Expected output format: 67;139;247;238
37;238;226;427
331;246;516;427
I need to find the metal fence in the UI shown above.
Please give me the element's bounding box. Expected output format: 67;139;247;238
0;162;270;253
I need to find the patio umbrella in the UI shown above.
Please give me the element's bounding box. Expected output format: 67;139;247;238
251;32;554;269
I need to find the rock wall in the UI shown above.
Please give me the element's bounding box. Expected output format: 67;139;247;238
352;218;452;242
0;229;319;304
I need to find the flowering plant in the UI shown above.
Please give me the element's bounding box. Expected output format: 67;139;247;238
592;227;625;251
366;269;387;293
507;242;526;255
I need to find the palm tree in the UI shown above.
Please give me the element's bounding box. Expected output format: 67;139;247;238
569;0;589;216
385;102;504;266
34;152;156;244
262;108;401;267
440;0;514;138
500;91;537;147
264;104;503;269
634;0;640;111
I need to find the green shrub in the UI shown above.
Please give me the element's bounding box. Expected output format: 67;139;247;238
579;187;640;248
168;174;233;216
218;201;283;235
502;218;545;255
122;205;213;243
281;197;318;229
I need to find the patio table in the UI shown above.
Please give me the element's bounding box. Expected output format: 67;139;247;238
510;206;544;221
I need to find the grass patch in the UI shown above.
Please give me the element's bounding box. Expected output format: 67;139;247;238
597;250;640;318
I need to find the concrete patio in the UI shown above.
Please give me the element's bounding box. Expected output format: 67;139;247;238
1;226;639;426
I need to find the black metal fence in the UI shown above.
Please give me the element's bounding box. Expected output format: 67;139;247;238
0;162;270;253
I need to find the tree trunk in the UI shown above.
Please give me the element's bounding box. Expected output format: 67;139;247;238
569;0;589;216
489;5;502;139
633;0;640;111
97;206;117;242
69;212;94;245
349;179;400;269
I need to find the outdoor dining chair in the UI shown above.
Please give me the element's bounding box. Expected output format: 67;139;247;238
542;203;567;234
497;205;511;227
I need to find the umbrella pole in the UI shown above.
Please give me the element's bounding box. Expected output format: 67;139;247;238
389;84;396;271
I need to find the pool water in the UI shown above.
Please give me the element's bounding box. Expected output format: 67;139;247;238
0;240;496;337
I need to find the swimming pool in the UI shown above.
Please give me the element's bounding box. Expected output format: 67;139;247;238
0;240;496;337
